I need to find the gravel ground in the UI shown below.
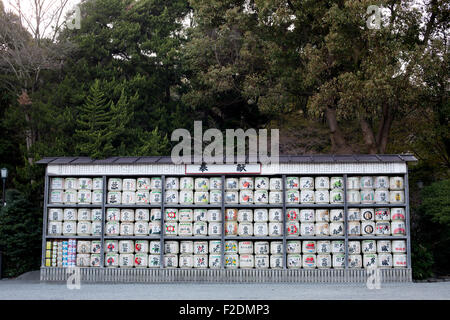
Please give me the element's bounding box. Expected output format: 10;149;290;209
0;277;449;300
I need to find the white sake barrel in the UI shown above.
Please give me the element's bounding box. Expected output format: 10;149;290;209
390;191;404;204
302;254;316;268
392;240;406;253
239;190;253;204
149;190;162;204
348;254;362;268
315;177;330;190
108;178;122;191
348;221;361;236
317;254;332;268
269;208;282;222
148;254;161;268
165;208;178;221
254;222;269;236
225;178;239;190
269;191;283;204
363;253;378;268
148;221;161;235
239;254;254;269
136;177;150;191
77;190;91;204
300;209;314;222
107;191;121;204
286;240;301;253
164;190;178;204
150;177;162;190
77;208;91;221
224;254;239;268
317;241;331;254
393;253;407;268
347;190;360;204
209;190;222;204
255;254;269;269
178;209;193;222
193;221;208;236
180;241;194;254
179;177;194;190
360;176;374;189
225;208;238;221
164;241;179;254
300;222;315;236
360;189;375;204
390;177;404;190
254;241;270;254
209;255;222;268
51;178;64;190
270;241;283;254
149;241;160;254
332;241;345;253
164;222;178;236
347;208;361;221
225;240;238;253
62;221;77;235
134;253;148;268
135;191;150;204
286;190;300;204
375;208;391;221
270;254;283;269
362;221;375;236
150;209;161;221
134;221;148;235
92;209;102;221
195;178;209;191
121;191;135;204
330;189;344;203
207;209;221;222
119;240;134;253
330;209;344;221
315;209;330;222
208;222;221;236
193;209;207;221
209;177;222;190
105;221;119;236
194;191;209;204
134;240;149;253
330;177;344;189
64;178;77;190
48;208;63;221
254;177;269;190
254;190;269;204
63;189;77;204
286;208;299;221
374;176;389;189
376;222;391;236
287;254;302;269
104;253;119;267
238;222;253;236
286;176;300;190
119;222;133;236
77;241;90;254
164;254;178;268
63;208;77;221
135;208;150;221
91;221;102;235
269;178;282;190
377;240;391;253
391;208;406;220
302;241;316;253
330;222;344;236
50;190;63;203
209;240;222;254
361;208;375;221
333;253;345;268
92;178;103;190
122;179;136;192
300;177;314;189
105;240;119;253
239;177;254;190
238;209;253;222
269;222;283;236
92;190;103;204
194;241;208;254
120;209;134;222
378;253;392;268
165;177;179;190
91;241;102;254
238;241;253;254
362;240;376;253
225;191;238;204
315;222;329;236
391;221;406;236
375;189;389;204
300;190;314;203
348;241;361;254
254;209;268;222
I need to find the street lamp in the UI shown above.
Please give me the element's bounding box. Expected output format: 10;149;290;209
1;168;7;206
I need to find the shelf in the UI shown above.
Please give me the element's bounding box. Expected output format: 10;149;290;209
224;204;283;208
285;204;344;208
163;204;222;208
224;236;284;240
348;236;407;240
104;236;161;240
285;236;346;240
105;204;161;208
47;204;102;208
164;236;222;240
45;235;101;239
347;204;406;208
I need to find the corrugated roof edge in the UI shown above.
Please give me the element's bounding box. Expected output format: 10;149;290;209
35;154;418;165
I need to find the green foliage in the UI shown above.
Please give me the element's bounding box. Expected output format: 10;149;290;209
412;243;434;280
420;180;450;226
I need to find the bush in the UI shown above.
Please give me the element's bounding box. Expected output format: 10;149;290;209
412;243;434;280
0;189;42;277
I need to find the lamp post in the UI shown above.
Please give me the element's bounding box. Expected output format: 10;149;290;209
1;168;7;206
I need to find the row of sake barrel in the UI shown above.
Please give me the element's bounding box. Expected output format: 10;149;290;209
47;208;103;235
44;239;78;267
50;177;102;204
347;176;404;204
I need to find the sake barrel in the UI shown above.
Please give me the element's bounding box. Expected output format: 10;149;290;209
348;254;362;268
375;222;391;236
122;179;136;192
302;241;316;253
149;190;162;204
208;222;221;236
269;191;283;204
225;191;238;204
179;241;193;254
193;209;207;221
148;221;161;235
62;221;76;235
225;208;238;221
164;241;179;254
164;222;178;236
180;177;194;190
391;221;406;236
330;222;344;236
315;209;330;222
239;254;254;269
209;255;221;269
378;253;392;268
194;191;209;204
119;240;134;253
346;190;360;204
77;221;92;235
225;178;239;190
224;240;238;254
207;209;221;222
270;254;283;269
148;254;161;268
194;241;208;254
209;190;222;204
253;209;268;222
361;221;375;236
105;253;119;267
360;176;373;189
330;189;344;203
209;177;222;190
105;240;119;253
377;240;392;253
48;208;63;221
348;221;361;236
269;178;283;191
348;241;361;254
300;209;314;222
135;208;150;221
136;177;151;191
64;178;78;190
374;176;389;189
107;191;121;204
193;221;208;236
238;209;253;222
286;221;300;236
164;254;178;268
254;254;269;269
315;222;329;236
361;189;375;204
195;178;209;191
50;190;63;203
286;240;301;253
224;254;239;268
150;209;161;221
238;222;253;236
269;222;283;236
92;221;103;236
330;177;344;190
331;241;345;253
92;190;103;204
63;189;77;204
375;208;390;221
299;177;314;190
285;176;299;190
286;208;299;221
119;222;133;236
135;240;149;253
134;253;148;268
286;190;300;204
91;208;102;221
317;254;332;268
330;209;344;222
300;223;315;236
347;208;361;221
165;208;178;221
91;241;102;254
149;241;161;254
134;221;148;236
390;191;405;204
254;241;270;254
165;190;178;204
239;177;254;190
362;240;376;253
77;241;91;253
92;178;103;190
393;253;407;268
269;208;282;222
303;254;316;268
391;208;406;220
317;241;331;254
254;190;269;204
76;254;90;267
255;222;269;236
77;208;91;221
238;241;253;254
150;177;162;190
178;209;193;222
209;240;222;254
108;178;122;191
239;190;254;204
135;191;150;204
361;208;375;221
165;177;179;190
270;241;283;254
287;254;302;269
300;190;314;203
375;189;389;204
389;177;404;190
77;190;92;204
120;209;134;222
363;254;378;268
254;177;269;190
51;177;64;190
332;253;345;268
121;191;135;204
315;177;330;190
